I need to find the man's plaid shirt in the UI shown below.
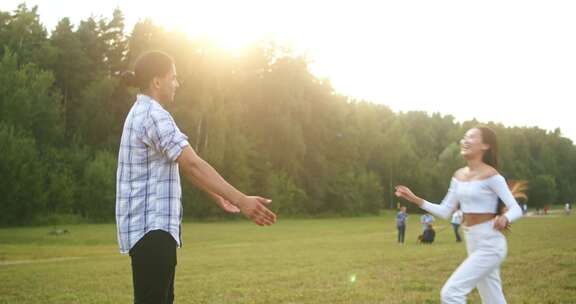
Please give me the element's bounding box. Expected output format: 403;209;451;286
116;94;190;254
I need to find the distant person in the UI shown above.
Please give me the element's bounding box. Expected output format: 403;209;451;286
420;213;435;232
396;206;408;244
421;224;436;244
116;51;277;304
565;203;571;215
451;209;463;242
522;203;528;214
395;126;523;303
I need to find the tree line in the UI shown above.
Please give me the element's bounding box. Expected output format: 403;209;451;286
1;4;574;225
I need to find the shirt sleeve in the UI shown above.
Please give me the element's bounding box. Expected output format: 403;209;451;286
487;175;523;223
421;178;459;220
142;109;190;162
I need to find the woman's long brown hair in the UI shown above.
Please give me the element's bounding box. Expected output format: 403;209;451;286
476;126;506;216
477;126;499;170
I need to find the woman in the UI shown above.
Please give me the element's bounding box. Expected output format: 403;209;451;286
395;126;523;303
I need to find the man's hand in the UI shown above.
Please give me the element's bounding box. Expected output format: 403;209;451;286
212;195;240;213
176;146;276;225
237;196;276;226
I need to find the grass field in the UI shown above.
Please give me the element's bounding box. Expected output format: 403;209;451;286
1;211;575;303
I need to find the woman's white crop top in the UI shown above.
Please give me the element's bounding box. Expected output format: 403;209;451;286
421;174;523;223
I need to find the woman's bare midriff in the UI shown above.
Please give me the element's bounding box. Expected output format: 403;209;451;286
463;213;496;226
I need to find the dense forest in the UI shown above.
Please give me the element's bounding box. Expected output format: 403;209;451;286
1;4;574;225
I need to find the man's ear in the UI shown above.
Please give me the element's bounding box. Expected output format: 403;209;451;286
152;77;161;89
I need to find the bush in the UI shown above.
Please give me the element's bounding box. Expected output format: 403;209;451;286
78;151;117;221
0;123;45;225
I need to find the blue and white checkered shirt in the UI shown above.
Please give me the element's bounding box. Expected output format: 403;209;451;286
116;94;190;254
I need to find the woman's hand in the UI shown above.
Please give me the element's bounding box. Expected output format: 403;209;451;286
493;215;511;232
395;185;423;207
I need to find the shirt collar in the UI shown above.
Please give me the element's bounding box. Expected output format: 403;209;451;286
137;94;163;108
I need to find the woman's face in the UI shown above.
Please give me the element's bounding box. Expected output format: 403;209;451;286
460;128;490;158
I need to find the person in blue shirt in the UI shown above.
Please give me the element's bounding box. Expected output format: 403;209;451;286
420;213;435;232
396;206;408;243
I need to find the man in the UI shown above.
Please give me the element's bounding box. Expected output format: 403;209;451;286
522;203;528;214
451;209;463;242
116;51;277;303
421;223;436;244
420;213;434;232
396;206;408;244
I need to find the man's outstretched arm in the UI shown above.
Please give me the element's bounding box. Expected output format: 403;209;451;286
177;145;276;226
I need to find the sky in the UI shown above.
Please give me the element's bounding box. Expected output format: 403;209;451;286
2;0;575;142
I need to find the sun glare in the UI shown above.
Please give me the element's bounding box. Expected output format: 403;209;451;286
121;0;576;141
157;0;281;52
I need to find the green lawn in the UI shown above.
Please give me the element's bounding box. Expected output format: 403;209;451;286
1;212;575;303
